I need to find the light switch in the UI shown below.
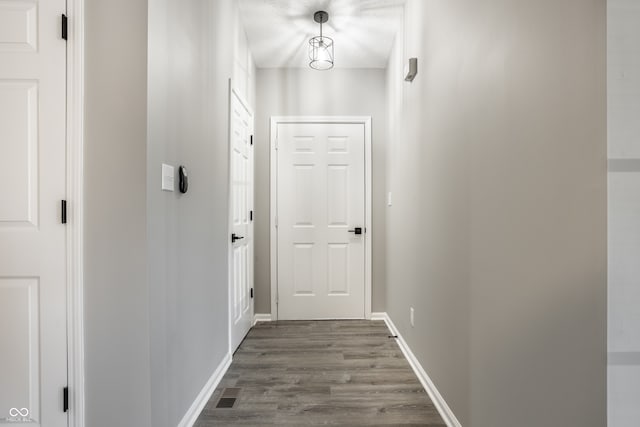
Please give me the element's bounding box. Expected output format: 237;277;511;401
387;191;392;207
162;164;174;191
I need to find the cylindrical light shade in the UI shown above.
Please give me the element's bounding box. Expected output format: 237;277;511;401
309;36;334;70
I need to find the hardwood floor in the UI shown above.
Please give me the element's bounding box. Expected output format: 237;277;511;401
195;320;446;426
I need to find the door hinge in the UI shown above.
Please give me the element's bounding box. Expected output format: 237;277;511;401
61;14;68;40
63;386;69;412
250;135;253;146
250;288;254;298
274;139;278;151
274;216;278;228
61;200;67;224
250;210;253;221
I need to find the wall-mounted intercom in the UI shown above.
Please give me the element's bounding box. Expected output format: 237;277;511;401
179;165;188;194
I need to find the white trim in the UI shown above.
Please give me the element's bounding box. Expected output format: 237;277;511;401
269;116;373;321
227;81;255;354
177;352;232;427
373;313;462;427
370;312;388;321
269;118;278;320
253;313;272;325
227;80;233;355
66;1;85;426
363;118;372;320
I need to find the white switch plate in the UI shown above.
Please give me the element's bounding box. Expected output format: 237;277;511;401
387;191;392;206
162;164;174;191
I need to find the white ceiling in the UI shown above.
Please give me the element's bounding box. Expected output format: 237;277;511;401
238;0;405;69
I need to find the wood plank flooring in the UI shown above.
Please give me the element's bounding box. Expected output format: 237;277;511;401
195;320;446;426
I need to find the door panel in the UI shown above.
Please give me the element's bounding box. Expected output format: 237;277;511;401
0;278;40;421
0;0;67;425
277;122;365;320
229;91;254;352
327;165;348;225
0;80;38;227
293;244;314;295
328;244;349;295
0;1;37;52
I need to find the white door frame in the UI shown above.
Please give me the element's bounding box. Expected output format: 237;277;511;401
227;82;255;354
269;116;373;321
66;1;85;426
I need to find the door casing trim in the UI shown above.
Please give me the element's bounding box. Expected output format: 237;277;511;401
66;0;85;426
269;116;373;321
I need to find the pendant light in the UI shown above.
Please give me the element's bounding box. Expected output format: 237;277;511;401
309;11;334;70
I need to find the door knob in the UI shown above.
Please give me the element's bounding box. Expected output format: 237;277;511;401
231;233;245;243
348;227;363;235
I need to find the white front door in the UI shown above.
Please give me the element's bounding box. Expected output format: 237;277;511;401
276;122;366;320
229;90;254;352
0;1;68;425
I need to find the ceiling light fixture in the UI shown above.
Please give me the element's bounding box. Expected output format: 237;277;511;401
309;11;334;70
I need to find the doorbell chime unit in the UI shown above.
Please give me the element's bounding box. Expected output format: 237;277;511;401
404;57;418;82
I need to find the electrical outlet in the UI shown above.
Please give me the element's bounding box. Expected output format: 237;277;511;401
410;307;415;327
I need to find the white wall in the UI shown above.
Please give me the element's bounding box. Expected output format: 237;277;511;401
84;1;152;425
254;68;387;315
608;1;640;425
147;1;255;426
386;1;606;425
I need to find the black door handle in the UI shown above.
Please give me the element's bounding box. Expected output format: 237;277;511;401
348;227;363;235
231;233;245;243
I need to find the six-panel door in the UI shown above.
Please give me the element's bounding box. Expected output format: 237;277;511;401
0;0;68;425
277;122;366;320
229;92;254;352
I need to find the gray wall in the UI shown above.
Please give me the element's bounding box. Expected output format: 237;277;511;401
85;1;254;426
84;0;152;426
386;1;607;426
385;6;470;422
607;0;640;425
147;0;254;426
254;68;387;315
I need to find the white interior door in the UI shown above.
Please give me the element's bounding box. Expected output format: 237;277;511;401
0;1;68;425
276;122;366;320
229;90;254;352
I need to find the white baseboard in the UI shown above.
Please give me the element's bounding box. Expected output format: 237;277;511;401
374;312;462;427
253;313;272;325
371;312;388;321
177;352;232;427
